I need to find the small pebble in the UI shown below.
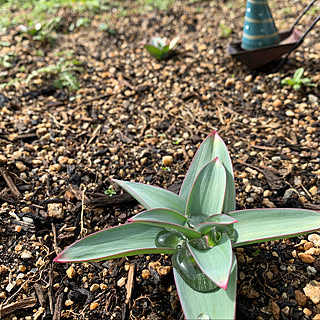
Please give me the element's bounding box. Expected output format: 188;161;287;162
21;250;32;259
141;269;150;279
307;266;317;276
47;203;64;219
162;155;173;166
16;161;27;172
0;154;7;163
304;280;320;304
295;290;307;307
273;99;282;108
271;301;280;320
225;78;235;87
303;308;312;317
298;252;315;263
65;299;74;307
66;266;76;279
90;301;99;310
90;284;100;292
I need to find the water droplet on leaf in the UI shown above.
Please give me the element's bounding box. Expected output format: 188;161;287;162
197;313;210;320
155;230;183;249
172;243;218;293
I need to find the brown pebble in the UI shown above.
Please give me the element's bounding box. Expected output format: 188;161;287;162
49;164;62;172
162;155;173;166
313;314;320;320
141;269;150;279
0;154;7;163
15;225;22;232
158;266;171;276
304;242;314;251
295;290;307;307
66;266;76;279
225;78;235;87
16;161;27;172
65;299;74;306
303;308;312;316
273;99;282;108
271;301;280;320
90;301;99;310
90;284;100;292
298;252;315;263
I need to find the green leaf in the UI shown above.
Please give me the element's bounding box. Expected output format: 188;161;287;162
180;131;236;213
231;208;320;247
186;158;226;225
54;223;176;263
113;179;186;214
195;214;238;234
169;36;179;50
293;67;304;81
144;44;163;59
174;255;237;320
129;208;201;239
188;233;233;289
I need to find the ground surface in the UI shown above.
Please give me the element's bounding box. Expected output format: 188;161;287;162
0;0;320;319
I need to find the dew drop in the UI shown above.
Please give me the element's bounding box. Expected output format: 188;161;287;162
155;230;183;249
172;243;218;293
189;236;211;251
197;313;210;320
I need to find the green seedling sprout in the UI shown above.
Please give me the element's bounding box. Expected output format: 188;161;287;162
281;67;316;91
144;36;179;60
54;131;320;319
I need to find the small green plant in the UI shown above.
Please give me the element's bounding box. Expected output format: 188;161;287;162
54;131;320;319
104;185;116;196
281;67;316;90
0;53;14;68
17;17;62;45
144;36;179;60
219;23;232;39
26;57;83;91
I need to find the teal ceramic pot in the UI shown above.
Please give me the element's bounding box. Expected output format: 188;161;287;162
241;0;280;50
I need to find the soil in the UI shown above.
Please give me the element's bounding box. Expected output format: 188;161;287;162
0;0;320;319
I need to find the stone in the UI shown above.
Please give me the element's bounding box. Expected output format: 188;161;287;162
90;302;99;310
225;78;235;87
65;299;74;306
313;314;320;320
309;186;318;196
141;269;150;279
162;155;173;166
308;94;318;103
304;281;320;304
273;99;282;108
49;164;62;172
298;252;315;263
0;154;7;163
303;308;312;316
295;290;307;307
66;266;76;279
21;250;32;259
271;301;280;320
309;234;320;247
47;203;64;219
16;161;27;172
90;284;100;292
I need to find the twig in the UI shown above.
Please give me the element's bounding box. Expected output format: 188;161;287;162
51;223;61;255
0;297;37;317
80;186;87;238
52;293;64;320
125;264;135;306
48;266;54;314
0;168;22;199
